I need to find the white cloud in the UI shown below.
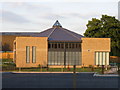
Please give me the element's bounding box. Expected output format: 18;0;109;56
0;1;118;35
0;0;119;3
1;10;30;24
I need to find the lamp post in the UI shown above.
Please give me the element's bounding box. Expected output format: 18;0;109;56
64;43;66;72
73;65;76;89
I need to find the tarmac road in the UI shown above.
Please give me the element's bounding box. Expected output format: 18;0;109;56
2;73;120;88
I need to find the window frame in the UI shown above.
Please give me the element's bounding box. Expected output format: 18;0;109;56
26;46;30;63
32;46;36;63
95;51;109;65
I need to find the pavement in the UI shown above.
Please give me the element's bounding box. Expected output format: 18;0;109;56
93;73;119;77
11;71;95;74
2;73;120;88
1;71;119;77
104;67;118;74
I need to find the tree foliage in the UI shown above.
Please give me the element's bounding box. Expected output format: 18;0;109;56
2;43;11;51
84;15;120;56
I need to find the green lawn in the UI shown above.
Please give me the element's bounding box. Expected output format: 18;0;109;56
2;59;13;63
2;66;103;74
1;59;107;74
20;67;102;73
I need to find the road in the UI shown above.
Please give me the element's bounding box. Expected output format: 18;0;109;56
2;73;120;88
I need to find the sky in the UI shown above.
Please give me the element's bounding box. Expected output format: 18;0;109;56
0;0;119;35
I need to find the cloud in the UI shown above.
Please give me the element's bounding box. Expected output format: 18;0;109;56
2;2;52;13
65;12;100;20
38;12;99;21
40;13;67;20
1;10;30;24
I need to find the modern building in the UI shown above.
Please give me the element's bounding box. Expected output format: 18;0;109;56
14;20;111;68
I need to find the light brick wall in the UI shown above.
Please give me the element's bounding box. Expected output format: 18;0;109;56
15;37;110;68
81;38;111;66
15;37;48;67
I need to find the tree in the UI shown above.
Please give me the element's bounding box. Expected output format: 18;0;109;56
84;15;120;56
2;43;11;51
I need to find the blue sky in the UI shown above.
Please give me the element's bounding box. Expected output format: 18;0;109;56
0;0;119;35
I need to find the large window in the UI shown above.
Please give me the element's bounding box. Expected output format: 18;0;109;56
48;42;81;65
26;46;30;63
32;46;36;63
66;51;81;65
48;51;64;65
48;42;81;49
95;52;109;65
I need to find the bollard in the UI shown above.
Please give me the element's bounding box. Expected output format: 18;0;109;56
40;66;42;72
102;65;104;74
61;66;64;72
19;67;21;72
67;65;70;71
46;64;49;71
73;65;76;74
91;66;94;72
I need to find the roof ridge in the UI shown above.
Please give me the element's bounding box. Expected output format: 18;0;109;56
39;28;52;34
66;29;83;37
48;27;57;38
61;28;81;40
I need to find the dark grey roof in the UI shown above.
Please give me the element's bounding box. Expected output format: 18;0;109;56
1;32;39;36
32;20;83;42
1;21;84;42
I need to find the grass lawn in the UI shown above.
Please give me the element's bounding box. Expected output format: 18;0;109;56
2;67;103;74
1;59;107;74
20;67;102;73
2;59;13;63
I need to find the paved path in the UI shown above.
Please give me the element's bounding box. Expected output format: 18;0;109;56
105;67;118;74
2;73;119;88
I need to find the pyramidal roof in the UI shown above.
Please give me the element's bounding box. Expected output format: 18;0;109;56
33;20;83;42
53;20;62;27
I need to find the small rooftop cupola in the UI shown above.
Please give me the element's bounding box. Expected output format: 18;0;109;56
53;20;62;28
